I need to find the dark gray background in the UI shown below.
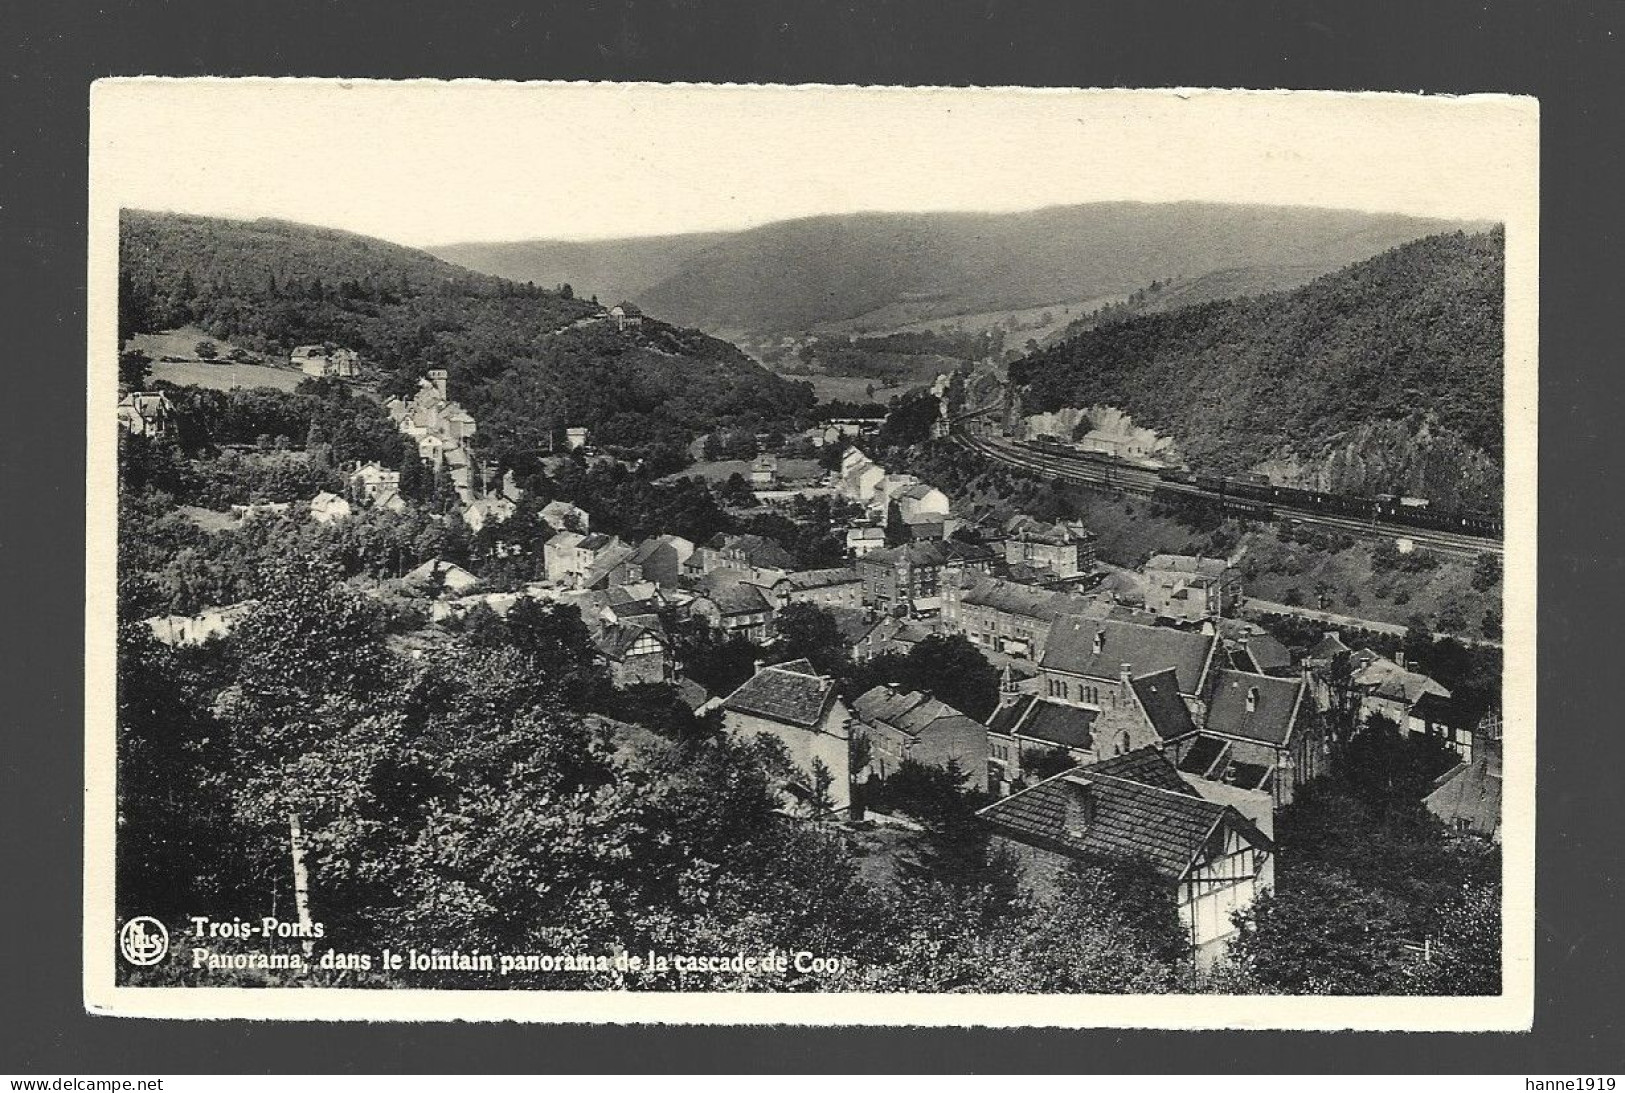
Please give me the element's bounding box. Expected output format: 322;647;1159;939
4;0;1619;1073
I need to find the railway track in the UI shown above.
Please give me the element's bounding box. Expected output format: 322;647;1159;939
957;433;1503;558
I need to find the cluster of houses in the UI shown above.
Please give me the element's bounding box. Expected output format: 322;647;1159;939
384;369;481;507
835;447;952;541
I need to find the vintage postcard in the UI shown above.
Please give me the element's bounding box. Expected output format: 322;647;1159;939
86;80;1537;1027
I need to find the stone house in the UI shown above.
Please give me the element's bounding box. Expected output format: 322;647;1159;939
291;344;359;378
1002;515;1097;580
940;573;1104;661
1037;616;1218;714
852;684;990;792
762;567;863;612
624;534;695;589
688;533;796;586
1142;554;1243;622
1170;669;1323;807
462;495;516;534
979;747;1274;965
847;615;934;663
543;531;625;589
687;576;775;643
986;694;1101;786
721;659;853;812
608;302;643;331
845;526;885;558
348;461;402;504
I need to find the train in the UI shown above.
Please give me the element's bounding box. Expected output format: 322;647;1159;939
1006;438;1502;539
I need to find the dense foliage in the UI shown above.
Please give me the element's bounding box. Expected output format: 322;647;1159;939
1011;229;1505;503
120;211;815;468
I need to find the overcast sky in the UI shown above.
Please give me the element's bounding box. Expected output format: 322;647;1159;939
91;81;1537;248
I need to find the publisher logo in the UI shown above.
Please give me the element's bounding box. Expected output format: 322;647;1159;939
119;916;169;966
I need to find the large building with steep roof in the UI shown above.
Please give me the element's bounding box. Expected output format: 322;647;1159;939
1142;554;1242;622
979;747;1274;961
1038;616;1217;710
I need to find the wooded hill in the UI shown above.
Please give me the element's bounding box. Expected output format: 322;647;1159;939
433;203;1483;336
1007;227;1501;506
1010;228;1506;508
119;211;814;473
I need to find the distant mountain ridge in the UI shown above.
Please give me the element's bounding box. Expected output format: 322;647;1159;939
431;203;1489;337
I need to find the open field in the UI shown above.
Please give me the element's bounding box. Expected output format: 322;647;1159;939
130;326;310;392
150;359;309;392
774;371;912;406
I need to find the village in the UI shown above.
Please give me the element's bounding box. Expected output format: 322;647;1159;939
121;345;1502;969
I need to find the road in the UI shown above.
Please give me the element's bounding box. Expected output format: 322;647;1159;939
956;432;1503;558
1243;598;1503;650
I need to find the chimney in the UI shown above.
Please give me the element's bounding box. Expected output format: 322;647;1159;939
1119;662;1133;686
1062;779;1094;840
1396;650;1407;669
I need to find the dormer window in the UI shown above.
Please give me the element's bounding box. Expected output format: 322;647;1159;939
1246;686;1260;714
1092;630;1105;655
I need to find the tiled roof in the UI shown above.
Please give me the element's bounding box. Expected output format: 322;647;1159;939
1424;743;1501;838
1084;748;1198;795
979;749;1265;879
722;663;838;728
699;576;772;615
853;684;981;741
1040;617;1215;696
960;576;1097;623
1130;668;1199;741
577;532;616;552
717;534;797;570
1204;670;1304;746
592;620;663;661
987;695;1097;751
782;567;861;591
1307;632;1353;662
545;530;585;551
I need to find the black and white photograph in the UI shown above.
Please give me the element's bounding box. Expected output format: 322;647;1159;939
85;80;1537;1027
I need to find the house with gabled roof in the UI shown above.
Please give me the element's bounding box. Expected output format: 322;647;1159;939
1037;616;1217;713
588;618;671;687
852;684;990;791
404;558;482;597
1425;732;1501;841
1003;515;1097;579
1172;669;1323;806
941;573;1106;661
721;659;853;811
117;391;176;438
762;567;863;612
986;694;1100;785
687;574;775;643
979;747;1274;962
1142;554;1243;622
541;499;590;533
608;302;643;331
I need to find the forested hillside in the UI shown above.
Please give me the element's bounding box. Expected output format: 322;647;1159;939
437;203;1482;336
1010;229;1505;507
119;211;813;470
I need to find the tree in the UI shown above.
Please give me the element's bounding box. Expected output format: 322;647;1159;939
118;349;152;390
1226;873;1417;994
856;635;1000;722
884;501;910;547
1471;552;1502;592
771;603;849;677
718;472;756;508
194;340;219;361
